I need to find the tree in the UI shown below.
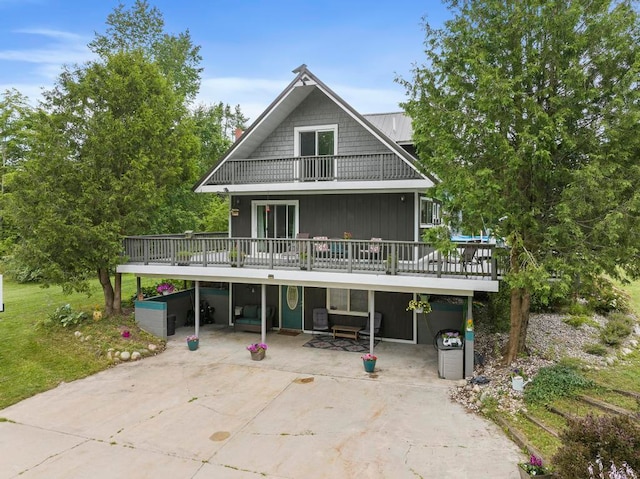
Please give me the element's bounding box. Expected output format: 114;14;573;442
0;89;33;252
6;51;199;314
401;0;640;362
148;102;247;234
88;0;202;102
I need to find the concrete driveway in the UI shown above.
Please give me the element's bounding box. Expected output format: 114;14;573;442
0;326;523;478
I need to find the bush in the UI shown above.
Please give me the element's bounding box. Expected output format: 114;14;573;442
600;313;634;346
524;362;593;404
487;287;511;333
583;343;608;356
564;315;596;329
46;304;88;328
553;414;640;479
582;278;630;314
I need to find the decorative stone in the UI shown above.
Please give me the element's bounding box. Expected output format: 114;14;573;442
114;351;121;358
473;385;481;393
84;335;91;342
629;339;638;348
621;347;632;356
148;344;158;352
606;356;616;366
107;351;113;361
131;351;141;361
74;331;82;338
120;351;131;361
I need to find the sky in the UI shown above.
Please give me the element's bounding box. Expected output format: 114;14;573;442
0;0;451;122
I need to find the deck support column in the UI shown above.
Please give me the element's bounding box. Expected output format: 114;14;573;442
368;290;375;354
195;280;200;339
261;283;267;344
464;295;474;379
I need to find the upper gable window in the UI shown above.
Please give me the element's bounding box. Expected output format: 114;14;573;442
294;125;337;156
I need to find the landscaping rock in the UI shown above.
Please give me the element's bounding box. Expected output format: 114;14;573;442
620;347;633;356
74;331;82;338
120;351;131;361
131;351;141;361
148;344;158;352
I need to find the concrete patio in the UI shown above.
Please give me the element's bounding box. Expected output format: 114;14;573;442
0;325;523;478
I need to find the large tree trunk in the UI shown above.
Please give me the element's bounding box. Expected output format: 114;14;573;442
503;244;532;364
113;272;122;315
98;268;115;316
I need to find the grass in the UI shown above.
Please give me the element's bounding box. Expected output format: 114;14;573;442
0;274;160;409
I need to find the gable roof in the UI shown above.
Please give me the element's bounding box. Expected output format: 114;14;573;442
194;65;435;192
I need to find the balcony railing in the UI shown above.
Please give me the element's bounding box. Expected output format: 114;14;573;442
122;235;506;280
204;153;422;185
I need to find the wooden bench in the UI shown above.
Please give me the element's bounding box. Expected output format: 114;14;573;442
331;325;361;340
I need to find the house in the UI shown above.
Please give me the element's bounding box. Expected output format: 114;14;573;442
117;65;500;374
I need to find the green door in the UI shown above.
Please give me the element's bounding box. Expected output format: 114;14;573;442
281;285;302;329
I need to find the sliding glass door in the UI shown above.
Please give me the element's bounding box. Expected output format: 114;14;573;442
253;201;298;252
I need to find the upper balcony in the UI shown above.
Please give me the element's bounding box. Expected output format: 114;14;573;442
203;153;423;187
120;234;506;285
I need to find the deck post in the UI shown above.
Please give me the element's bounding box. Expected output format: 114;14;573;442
194;280;200;339
261;284;267;344
464;295;474;379
368;290;375;354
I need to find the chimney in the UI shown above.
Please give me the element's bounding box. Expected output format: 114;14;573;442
234;128;243;140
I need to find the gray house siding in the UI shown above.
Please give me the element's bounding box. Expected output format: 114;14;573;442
231;193;414;242
249;89;389;159
302;288;413;340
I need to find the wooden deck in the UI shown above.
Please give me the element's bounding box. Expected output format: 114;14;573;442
122;235;506;281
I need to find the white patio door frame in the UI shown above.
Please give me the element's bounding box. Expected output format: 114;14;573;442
251;200;300;255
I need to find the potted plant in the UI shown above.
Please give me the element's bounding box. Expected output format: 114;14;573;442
186;335;199;351
362;353;377;372
343;231;352;240
229;248;245;267
157;282;175;295
385;253;397;275
247;342;267;361
299;251;310;270
518;455;553;478
176;250;192;266
406;296;431;314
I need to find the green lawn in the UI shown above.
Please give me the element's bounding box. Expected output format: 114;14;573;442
0;275;153;409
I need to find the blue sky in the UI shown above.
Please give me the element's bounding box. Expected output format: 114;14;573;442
0;0;450;121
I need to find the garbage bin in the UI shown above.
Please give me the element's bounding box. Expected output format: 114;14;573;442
167;314;176;336
436;333;464;380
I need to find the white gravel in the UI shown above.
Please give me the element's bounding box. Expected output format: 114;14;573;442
450;310;639;415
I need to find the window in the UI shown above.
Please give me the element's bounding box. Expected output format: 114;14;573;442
294;125;337;181
327;288;368;315
420;197;442;227
253;201;298;252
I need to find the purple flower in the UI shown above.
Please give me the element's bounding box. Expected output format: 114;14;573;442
246;343;267;352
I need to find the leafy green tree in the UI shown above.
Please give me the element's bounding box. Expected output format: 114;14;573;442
402;0;640;362
0;89;34;253
88;0;202;102
148;102;246;234
6;51;199;314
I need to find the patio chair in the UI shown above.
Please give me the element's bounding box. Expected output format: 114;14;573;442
460;245;483;274
312;308;330;332
359;237;382;259
360;312;382;339
281;233;309;261
313;236;329;259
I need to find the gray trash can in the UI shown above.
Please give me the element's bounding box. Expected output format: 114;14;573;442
167;314;176;336
437;335;464;380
